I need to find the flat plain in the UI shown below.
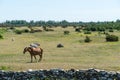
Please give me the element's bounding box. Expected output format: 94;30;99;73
0;27;120;71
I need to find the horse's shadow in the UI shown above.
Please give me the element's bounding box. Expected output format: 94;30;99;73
26;62;33;63
26;61;40;63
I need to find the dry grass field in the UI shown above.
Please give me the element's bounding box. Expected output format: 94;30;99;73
1;27;120;71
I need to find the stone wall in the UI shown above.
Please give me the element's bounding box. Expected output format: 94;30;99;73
0;68;120;80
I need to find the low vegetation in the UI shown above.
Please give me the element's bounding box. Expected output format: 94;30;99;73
64;30;70;35
84;36;92;43
0;25;120;71
106;34;119;42
0;34;3;39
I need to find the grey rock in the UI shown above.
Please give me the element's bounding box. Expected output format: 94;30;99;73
0;68;118;80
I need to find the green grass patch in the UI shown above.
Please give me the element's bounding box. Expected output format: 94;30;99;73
0;66;11;70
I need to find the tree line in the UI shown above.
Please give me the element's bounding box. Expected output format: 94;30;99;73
0;19;120;31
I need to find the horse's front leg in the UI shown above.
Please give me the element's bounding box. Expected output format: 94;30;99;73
34;55;37;62
30;55;33;63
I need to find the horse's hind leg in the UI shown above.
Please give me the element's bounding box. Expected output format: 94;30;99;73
38;55;42;62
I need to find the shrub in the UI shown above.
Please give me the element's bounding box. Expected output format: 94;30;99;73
0;29;7;34
64;30;70;35
75;28;81;32
15;30;22;34
84;36;91;43
9;27;15;30
109;29;114;32
30;29;35;33
45;29;54;31
22;29;29;33
84;31;91;34
0;34;3;39
62;25;67;28
106;34;119;42
98;27;105;32
57;44;64;48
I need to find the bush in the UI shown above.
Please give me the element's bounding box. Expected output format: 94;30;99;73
57;44;64;48
22;29;29;33
109;29;114;32
0;29;7;34
45;29;54;31
84;31;91;34
9;27;15;30
97;27;105;32
64;30;70;35
84;36;91;43
15;30;22;34
0;34;3;39
106;34;119;42
75;28;81;32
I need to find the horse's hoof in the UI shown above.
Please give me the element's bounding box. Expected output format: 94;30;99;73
38;60;41;62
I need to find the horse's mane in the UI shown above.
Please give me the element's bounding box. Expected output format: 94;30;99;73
28;47;33;52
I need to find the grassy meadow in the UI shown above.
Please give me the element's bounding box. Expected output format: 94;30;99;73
1;27;120;71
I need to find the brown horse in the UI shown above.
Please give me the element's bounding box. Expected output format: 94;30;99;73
23;47;43;62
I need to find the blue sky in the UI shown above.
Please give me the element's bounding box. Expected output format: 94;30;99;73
0;0;120;22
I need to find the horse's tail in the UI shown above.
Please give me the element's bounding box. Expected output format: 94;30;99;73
40;48;43;55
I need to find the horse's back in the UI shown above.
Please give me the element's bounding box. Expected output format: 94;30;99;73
32;47;43;53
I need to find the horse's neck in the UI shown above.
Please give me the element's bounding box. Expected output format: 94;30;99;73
28;47;33;52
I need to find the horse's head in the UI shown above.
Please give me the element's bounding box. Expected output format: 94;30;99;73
23;47;28;54
23;47;33;54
